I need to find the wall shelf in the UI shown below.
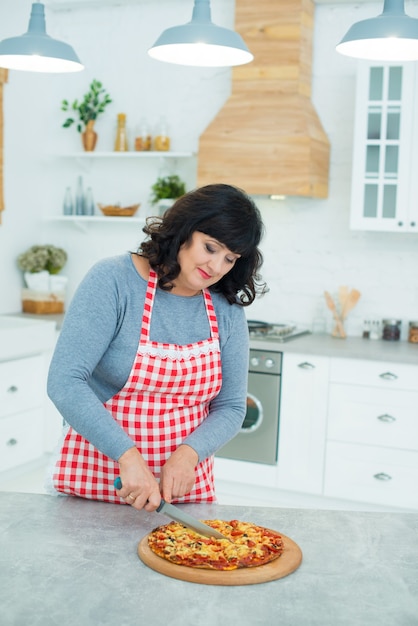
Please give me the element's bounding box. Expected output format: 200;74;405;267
43;215;146;232
59;151;195;159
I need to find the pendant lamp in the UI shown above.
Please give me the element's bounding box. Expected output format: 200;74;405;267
148;0;253;67
336;0;418;61
0;2;84;73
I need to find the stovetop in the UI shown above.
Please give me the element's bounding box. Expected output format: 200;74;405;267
247;320;311;342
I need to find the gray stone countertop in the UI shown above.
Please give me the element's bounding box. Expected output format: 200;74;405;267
1;492;417;626
250;332;418;365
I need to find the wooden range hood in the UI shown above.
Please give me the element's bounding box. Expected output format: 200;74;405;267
197;0;330;198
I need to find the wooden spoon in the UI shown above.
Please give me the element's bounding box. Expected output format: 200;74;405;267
341;289;361;320
338;286;348;315
324;291;346;338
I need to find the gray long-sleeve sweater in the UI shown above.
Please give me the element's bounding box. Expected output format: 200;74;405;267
47;253;249;463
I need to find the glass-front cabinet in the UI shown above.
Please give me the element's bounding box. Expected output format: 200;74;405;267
350;62;418;232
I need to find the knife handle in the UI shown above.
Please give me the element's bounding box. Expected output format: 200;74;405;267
113;476;164;511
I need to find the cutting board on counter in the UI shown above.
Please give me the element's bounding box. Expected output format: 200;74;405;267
138;531;302;586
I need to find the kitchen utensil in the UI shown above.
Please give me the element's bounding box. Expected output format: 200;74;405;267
324;291;346;338
137;530;302;585
341;288;361;319
113;477;230;541
338;285;348;315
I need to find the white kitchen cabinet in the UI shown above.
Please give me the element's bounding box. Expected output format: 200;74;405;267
324;357;418;509
350;62;418;232
0;356;45;472
277;352;330;495
0;316;57;475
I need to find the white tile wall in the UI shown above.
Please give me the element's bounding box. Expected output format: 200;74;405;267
0;1;417;337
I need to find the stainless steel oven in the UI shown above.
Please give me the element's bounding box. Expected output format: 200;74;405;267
216;349;282;465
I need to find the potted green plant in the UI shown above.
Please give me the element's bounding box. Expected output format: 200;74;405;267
61;79;112;151
150;175;186;214
17;245;68;314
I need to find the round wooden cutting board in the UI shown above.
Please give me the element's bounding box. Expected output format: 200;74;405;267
137;530;302;586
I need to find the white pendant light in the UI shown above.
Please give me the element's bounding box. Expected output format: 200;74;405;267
148;0;253;67
336;0;418;61
0;2;84;73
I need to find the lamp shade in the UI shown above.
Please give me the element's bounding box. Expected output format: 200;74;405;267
0;2;84;73
336;0;418;61
148;0;253;67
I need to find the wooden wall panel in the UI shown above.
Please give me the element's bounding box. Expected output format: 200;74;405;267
197;0;330;198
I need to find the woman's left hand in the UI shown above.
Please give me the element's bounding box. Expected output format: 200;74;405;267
160;444;198;502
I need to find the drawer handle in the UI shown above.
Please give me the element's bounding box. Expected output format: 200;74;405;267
379;372;398;381
377;414;396;424
6;438;18;447
7;385;18;393
297;362;315;370
373;472;392;481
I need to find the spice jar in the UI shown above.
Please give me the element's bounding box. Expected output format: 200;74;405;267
382;319;402;341
154;116;170;151
134;118;151;151
408;321;418;344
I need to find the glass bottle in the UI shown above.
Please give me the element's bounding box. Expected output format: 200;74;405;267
134;117;151;151
84;187;95;216
114;113;129;151
63;187;74;215
154;116;170;151
75;175;85;215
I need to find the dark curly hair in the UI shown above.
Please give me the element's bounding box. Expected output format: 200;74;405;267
138;184;267;305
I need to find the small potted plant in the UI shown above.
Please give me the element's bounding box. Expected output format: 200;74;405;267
17;245;68;314
150;174;186;215
61;79;112;151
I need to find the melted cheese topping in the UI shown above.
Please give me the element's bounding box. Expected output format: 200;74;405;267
148;519;284;570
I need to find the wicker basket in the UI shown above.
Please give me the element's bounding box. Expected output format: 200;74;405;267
21;289;65;314
98;203;140;217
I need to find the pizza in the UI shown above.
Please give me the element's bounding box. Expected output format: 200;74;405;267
147;519;284;570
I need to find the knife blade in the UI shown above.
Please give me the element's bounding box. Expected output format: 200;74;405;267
113;477;231;541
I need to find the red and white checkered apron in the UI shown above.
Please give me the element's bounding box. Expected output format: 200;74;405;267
53;269;222;504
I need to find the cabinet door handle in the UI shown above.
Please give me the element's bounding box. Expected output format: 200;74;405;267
373;472;392;481
6;438;18;447
379;372;398;381
297;362;315;370
7;385;18;393
377;413;396;423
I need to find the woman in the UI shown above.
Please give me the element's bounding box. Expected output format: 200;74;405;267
47;183;266;511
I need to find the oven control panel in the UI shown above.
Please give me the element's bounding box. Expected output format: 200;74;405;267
249;349;282;375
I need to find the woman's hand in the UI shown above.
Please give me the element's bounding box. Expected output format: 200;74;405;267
116;447;161;511
159;444;198;503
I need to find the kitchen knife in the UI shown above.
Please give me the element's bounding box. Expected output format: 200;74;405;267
113;477;231;541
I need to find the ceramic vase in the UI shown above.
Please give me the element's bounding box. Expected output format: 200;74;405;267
82;120;97;152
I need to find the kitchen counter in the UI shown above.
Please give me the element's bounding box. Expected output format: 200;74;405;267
7;311;65;330
250;332;418;365
1;493;417;626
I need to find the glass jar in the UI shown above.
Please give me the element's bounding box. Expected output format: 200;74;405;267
382;319;402;341
154;116;170;151
134;118;151;151
114;113;129;151
408;321;418;344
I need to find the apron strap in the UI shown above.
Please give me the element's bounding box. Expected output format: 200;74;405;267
140;269;219;342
